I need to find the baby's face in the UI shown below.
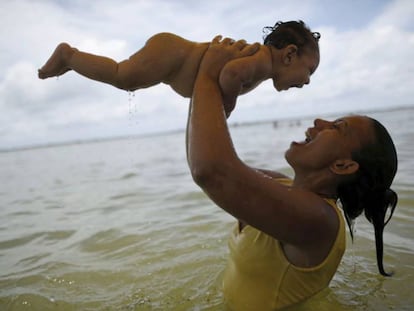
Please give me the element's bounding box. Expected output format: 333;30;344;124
273;49;319;91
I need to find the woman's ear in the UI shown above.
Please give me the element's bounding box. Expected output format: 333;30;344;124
283;44;298;64
330;159;359;175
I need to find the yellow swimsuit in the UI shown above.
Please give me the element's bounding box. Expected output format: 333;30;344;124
222;179;346;310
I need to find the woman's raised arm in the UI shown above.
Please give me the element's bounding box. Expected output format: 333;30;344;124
186;37;337;247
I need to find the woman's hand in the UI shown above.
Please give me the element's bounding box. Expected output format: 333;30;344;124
199;35;260;79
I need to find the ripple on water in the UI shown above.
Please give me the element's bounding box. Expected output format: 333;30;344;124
119;172;138;180
0;232;44;250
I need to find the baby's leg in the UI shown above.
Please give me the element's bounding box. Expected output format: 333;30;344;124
38;33;190;93
115;33;193;92
38;43;130;89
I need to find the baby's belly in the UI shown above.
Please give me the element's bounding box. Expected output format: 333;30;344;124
167;43;209;98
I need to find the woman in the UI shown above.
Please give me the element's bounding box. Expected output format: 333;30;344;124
186;37;398;310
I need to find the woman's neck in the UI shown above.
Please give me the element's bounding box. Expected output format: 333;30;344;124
292;172;338;199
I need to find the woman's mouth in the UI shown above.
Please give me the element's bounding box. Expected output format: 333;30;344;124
292;131;312;146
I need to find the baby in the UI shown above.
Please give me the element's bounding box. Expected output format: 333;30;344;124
38;21;320;116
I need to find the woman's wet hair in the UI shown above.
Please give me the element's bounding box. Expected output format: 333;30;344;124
337;117;398;276
263;20;320;55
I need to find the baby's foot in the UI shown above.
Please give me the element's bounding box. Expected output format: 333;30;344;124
38;43;75;79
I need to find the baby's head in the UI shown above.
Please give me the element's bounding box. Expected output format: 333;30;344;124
263;20;320;57
264;21;321;91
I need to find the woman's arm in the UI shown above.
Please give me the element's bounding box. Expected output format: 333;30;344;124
186;37;336;247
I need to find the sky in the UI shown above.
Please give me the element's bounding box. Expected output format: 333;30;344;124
1;0;413;149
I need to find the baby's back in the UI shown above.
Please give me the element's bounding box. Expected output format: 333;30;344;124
151;32;209;97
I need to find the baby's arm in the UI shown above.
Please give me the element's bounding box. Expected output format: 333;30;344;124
219;45;270;116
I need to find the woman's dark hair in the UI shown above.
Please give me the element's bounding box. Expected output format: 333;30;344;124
263;20;320;55
337;117;398;276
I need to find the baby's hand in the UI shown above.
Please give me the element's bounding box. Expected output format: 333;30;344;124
199;35;259;78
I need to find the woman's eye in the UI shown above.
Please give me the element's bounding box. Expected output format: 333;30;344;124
333;121;345;130
332;122;340;129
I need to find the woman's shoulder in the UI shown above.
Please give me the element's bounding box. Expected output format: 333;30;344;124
256;168;291;181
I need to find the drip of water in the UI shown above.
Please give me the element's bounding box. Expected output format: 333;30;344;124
350;219;357;273
127;91;136;124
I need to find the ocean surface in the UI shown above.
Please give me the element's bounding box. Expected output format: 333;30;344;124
1;107;413;311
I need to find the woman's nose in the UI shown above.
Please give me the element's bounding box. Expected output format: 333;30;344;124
314;118;329;128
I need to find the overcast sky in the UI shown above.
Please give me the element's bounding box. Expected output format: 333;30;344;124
1;0;413;149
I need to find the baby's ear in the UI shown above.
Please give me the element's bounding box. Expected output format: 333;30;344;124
330;159;359;175
283;44;298;64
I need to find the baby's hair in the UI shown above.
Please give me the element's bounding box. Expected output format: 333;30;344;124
263;20;320;55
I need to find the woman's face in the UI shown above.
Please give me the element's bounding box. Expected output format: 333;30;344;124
285;116;376;172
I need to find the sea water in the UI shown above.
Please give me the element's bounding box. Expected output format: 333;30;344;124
0;107;413;310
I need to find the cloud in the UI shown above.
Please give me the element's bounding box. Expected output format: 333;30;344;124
373;0;414;29
0;0;413;149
